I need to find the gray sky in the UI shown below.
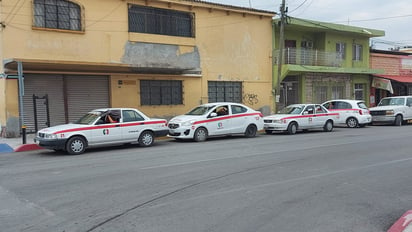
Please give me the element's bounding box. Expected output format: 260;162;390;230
206;0;412;50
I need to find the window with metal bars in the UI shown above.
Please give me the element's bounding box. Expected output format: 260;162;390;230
128;4;194;37
33;0;81;31
140;80;183;105
208;81;242;103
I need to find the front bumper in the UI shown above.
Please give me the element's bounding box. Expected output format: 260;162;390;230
264;123;288;131
371;115;395;123
168;126;194;139
34;137;67;150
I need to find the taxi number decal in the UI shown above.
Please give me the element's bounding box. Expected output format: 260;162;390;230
103;129;110;135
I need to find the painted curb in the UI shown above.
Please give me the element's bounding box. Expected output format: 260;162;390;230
388;210;412;232
0;144;14;153
14;144;43;152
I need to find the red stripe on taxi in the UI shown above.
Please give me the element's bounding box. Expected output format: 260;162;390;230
194;112;262;125
281;113;339;120
53;120;167;134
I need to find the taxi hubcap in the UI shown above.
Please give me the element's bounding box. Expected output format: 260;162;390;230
71;140;84;152
142;134;153;145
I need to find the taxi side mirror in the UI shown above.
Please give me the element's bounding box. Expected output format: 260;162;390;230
209;112;218;118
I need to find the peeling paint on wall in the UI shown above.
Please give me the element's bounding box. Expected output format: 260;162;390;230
122;42;200;71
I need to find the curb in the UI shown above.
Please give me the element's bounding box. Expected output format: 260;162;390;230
0;144;14;153
14;144;43;152
388;210;412;232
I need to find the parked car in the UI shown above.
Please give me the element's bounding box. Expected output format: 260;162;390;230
263;104;339;135
369;96;412;126
168;102;264;141
34;108;168;155
321;99;371;128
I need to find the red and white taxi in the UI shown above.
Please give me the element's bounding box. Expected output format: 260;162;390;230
34;108;168;155
168;102;264;141
263;104;339;135
322;99;371;128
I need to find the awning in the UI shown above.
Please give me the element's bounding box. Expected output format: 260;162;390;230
372;77;393;94
373;74;412;83
3;58;202;76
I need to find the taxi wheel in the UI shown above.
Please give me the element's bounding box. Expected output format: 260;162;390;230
66;136;86;155
287;122;297;135
323;120;333;132
138;131;154;147
346;117;359;128
245;125;257;138
194;127;208;142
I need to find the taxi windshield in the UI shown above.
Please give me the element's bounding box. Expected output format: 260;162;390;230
278;105;304;114
75;112;101;125
186;105;215;115
378;98;405;106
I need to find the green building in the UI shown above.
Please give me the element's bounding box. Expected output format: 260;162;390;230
273;17;385;109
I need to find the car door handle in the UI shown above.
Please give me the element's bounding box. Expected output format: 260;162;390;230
115;125;120;127
140;122;145;125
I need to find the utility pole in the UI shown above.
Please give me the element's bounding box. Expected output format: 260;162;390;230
275;0;286;112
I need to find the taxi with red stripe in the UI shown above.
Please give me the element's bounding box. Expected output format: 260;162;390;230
322;99;371;128
167;102;264;141
263;104;339;135
34;108;168;155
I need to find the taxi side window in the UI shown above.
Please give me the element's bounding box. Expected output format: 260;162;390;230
215;106;229;116
305;106;315;114
123;110;145;122
231;105;247;114
315;105;326;113
336;102;351;109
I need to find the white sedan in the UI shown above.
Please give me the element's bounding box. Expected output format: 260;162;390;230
34;108;168;155
168;102;264;141
263;104;339;135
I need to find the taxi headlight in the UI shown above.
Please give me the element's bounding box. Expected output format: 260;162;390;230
44;134;57;139
273;119;282;123
386;110;394;115
182;120;196;126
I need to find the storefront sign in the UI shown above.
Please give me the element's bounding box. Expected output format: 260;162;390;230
372;77;393;94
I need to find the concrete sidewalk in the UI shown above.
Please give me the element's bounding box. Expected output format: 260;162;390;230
0;134;43;153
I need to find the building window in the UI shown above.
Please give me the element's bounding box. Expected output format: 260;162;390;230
128;4;194;37
208;81;242;103
352;44;363;61
354;83;365;100
33;0;82;31
140;80;183;105
336;42;346;59
331;86;344;99
315;86;328;103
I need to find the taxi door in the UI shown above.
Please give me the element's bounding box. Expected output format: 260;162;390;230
120;110;147;141
302;105;316;128
90;117;122;144
206;105;232;136
313;104;329;127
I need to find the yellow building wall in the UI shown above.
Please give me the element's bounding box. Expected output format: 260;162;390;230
0;78;5;127
1;0;274;120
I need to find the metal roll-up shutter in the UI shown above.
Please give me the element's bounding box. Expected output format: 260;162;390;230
23;74;65;133
66;75;109;122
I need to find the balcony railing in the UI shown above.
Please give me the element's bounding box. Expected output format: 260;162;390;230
274;48;344;67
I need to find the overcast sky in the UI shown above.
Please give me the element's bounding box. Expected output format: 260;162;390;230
206;0;412;50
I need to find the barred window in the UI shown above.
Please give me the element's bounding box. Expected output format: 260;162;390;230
140;80;183;105
34;0;81;31
208;81;242;103
352;44;363;61
128;4;194;37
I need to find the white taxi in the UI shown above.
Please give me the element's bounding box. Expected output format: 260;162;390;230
263;104;339;135
168;102;264;141
34;108;168;155
322;99;371;128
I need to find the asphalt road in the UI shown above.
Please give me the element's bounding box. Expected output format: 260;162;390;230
1;125;412;232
